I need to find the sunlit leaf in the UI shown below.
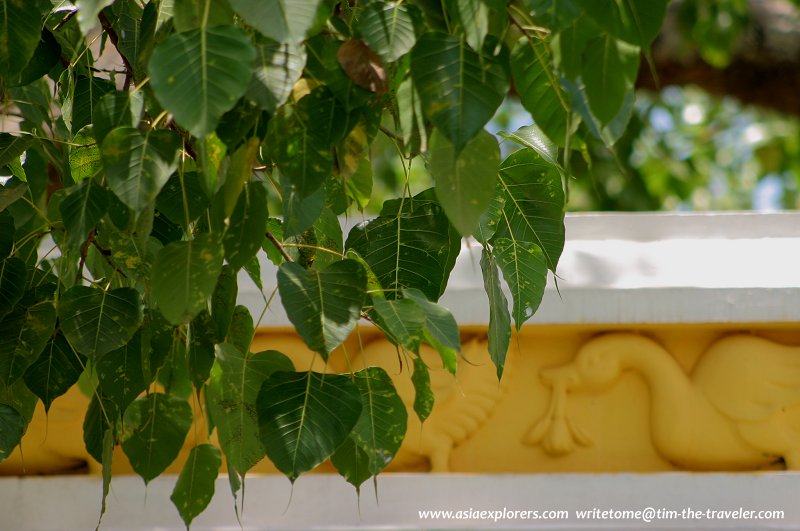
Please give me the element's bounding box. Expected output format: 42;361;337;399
411;32;508;152
247;38;306;113
371;298;425;353
430;129;500;236
493;237;547;329
404;288;460;374
149;25;255;137
358;2;422;62
581;35;639;125
75;0;114;35
257;371;362;481
121;392;193;483
228;0;328;42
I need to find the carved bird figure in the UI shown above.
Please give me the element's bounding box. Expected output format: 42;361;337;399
526;333;800;470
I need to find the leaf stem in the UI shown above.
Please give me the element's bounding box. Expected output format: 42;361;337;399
264;231;293;263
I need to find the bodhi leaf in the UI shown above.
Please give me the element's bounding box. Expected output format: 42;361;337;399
0;134;35;169
23;333;86;413
149;25;256;137
152;234;224;325
206;344;293;475
480;248;511;379
581;35;640;125
411;356;433;423
0;0;42;78
357;2;422;62
430;129;500;236
222;182;268;271
371;298;425;353
247;38;306;113
96;331;147;412
228;0;328;43
0;404;25;463
411;32;508;153
510;36;570;146
493;237;547;329
59;180;109;249
121;392;193;483
576;0;668;48
101;127;180;213
59;286;143;360
257;371;362;481
0;302;57;387
345;190;461;302
83;393;119;464
0;257;26;320
210;265;237;342
277;259;366;360
494;149;565;272
227;305;254;357
331;367;407;490
75;0;114;35
171;444;221;529
404;288;460;374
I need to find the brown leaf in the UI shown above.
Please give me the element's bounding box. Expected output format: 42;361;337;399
337;39;388;94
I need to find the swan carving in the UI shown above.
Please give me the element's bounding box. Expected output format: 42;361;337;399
526;333;800;470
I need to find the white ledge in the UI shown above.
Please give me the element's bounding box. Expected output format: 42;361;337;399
243;212;800;327
3;473;797;530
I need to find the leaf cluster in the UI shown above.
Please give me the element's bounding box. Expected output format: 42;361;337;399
0;0;666;526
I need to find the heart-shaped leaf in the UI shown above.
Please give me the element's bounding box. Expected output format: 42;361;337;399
257;371;362;481
0;257;26;320
59;180;109;249
149;25;256;137
228;0;327;43
171;444;221;528
59;286;143;360
277;259;366;360
101;127;180;213
0;404;25;463
0;0;42;78
358;2;422;62
152;233;224;325
247;38;306;113
0;302;57;386
121;393;193;483
96;331;147;412
23;333;86;413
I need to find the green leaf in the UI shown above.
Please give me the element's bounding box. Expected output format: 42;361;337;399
156;172;210;228
396;74;427;154
75;0;114;35
480;248;510;379
411;357;434;423
101;127;181;213
358;2;422;62
12;27;60;87
263;218;285;265
172;0;232;31
247;38;306;113
188;310;216;389
98;428;114;528
257;371;362;481
403;288;460;374
525;0;581;32
0;0;42;78
0;404;25;463
94;91;144;144
0;257;26;320
371;298;425;353
0;302;57;386
68;126;103;183
552;13;601;80
430;129;500;236
229;0;327;43
494;149;565;271
310;207;343;270
331;367;407;489
96;331;147;411
280;177;325;238
498;124;560;169
221;137;260;219
70;76;117;134
152;234;224;325
0;179;27;212
223;182;268;270
59;286;143;359
277;260;366;360
83;393;119;464
206;344;293;474
59;180;109;249
345;190;461;302
411;32;508;152
510;36;570;146
171;444;221;528
23;333;86;413
149;25;256;137
493;237;547;329
210;265;237;342
121;393;193;483
227;305;254;357
576;0;668;48
0;134;35;169
266;88;344;198
0;377;37;424
581;35;639;125
444;0;489;51
0;210;13;259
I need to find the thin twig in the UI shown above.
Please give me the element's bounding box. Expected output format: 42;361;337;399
53;9;77;31
265;231;293;263
77;229;97;283
98;11;134;90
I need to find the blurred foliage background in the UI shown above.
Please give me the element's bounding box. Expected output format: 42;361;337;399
369;0;800;213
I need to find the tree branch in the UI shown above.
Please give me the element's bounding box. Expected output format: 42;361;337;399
98;11;134;90
265;231;293;263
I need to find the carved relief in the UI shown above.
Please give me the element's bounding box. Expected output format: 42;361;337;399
526;333;800;470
